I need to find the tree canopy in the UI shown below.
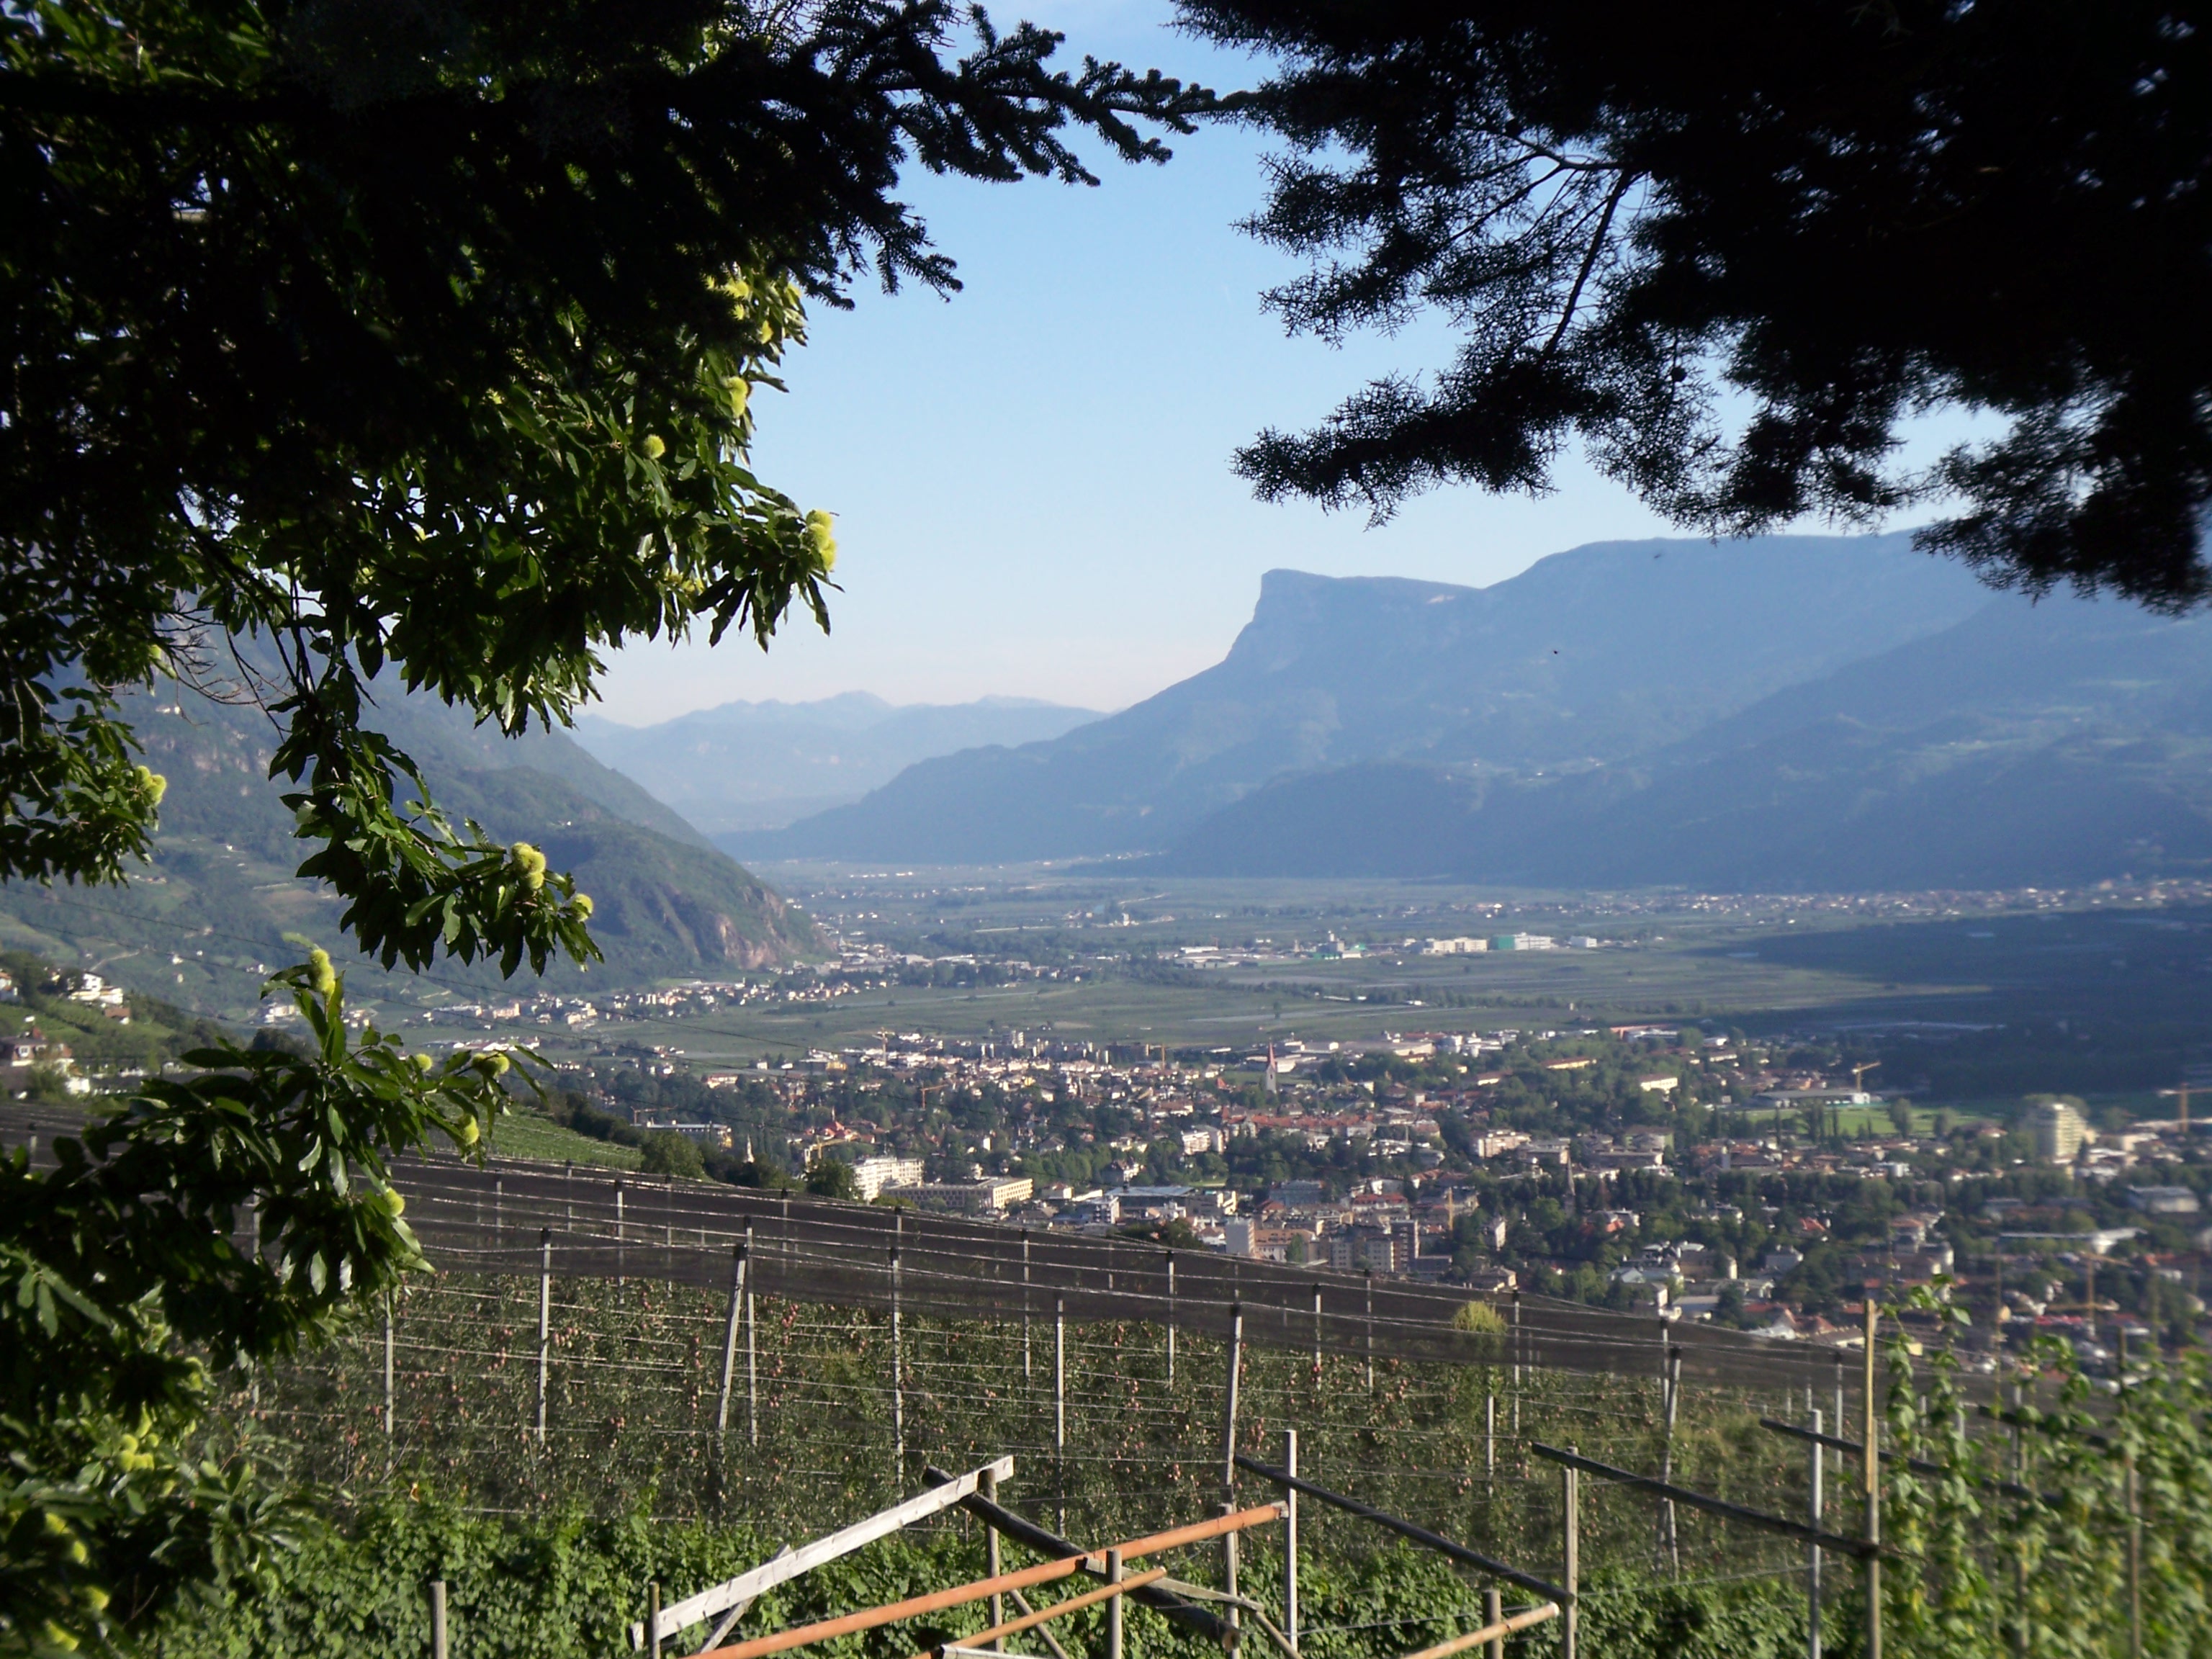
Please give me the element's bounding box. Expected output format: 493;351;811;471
1182;1;2212;609
1;1;1201;1646
4;0;1203;940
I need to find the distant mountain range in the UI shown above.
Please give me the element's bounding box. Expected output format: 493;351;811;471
724;534;2212;889
572;693;1102;835
0;672;821;1015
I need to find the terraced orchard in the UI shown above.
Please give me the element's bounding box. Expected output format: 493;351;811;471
162;1154;2212;1659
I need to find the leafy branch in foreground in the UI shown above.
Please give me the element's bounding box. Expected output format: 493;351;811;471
0;961;520;1653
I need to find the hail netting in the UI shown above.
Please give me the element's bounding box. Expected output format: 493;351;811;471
393;1153;1845;1394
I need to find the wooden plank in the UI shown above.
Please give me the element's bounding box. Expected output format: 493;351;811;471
1105;1505;1284;1570
922;1464;1238;1647
634;1457;1014;1647
700;1555;1088;1659
913;1568;1168;1659
1398;1602;1559;1659
1232;1455;1570;1604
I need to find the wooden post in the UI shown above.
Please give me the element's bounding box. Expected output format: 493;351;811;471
717;1239;747;1439
1166;1251;1177;1388
746;1222;760;1447
1223;1302;1244;1630
981;1465;1004;1650
1863;1300;1881;1659
649;1581;662;1659
536;1228;552;1444
1484;1588;1503;1659
1561;1449;1578;1659
384;1295;396;1476
1105;1549;1124;1659
1284;1428;1300;1658
1807;1408;1823;1659
428;1579;448;1659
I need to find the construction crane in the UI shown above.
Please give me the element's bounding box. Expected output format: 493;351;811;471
1851;1060;1881;1091
2158;1081;2193;1134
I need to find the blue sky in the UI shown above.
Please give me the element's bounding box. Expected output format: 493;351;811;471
592;3;1924;724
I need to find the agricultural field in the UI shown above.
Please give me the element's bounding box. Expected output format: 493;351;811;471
191;1221;2211;1659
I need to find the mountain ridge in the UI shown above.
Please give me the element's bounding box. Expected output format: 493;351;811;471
573;692;1103;835
1154;593;2212;888
0;676;821;1017
727;534;1997;866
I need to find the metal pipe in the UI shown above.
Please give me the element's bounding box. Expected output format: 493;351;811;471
1527;1444;1880;1558
1233;1455;1570;1604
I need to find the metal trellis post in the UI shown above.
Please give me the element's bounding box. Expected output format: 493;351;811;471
1808;1407;1823;1659
1165;1250;1176;1387
1561;1447;1578;1659
1863;1300;1881;1659
746;1222;760;1447
1363;1269;1374;1393
536;1228;552;1444
717;1238;747;1441
1283;1427;1300;1659
1222;1301;1244;1630
1055;1295;1067;1533
384;1294;396;1476
891;1232;904;1476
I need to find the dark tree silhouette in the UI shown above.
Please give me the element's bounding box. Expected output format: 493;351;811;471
1182;1;2212;608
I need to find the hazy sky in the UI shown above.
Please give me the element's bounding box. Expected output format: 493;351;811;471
590;2;1909;725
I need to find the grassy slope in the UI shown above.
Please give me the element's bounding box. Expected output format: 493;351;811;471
484;1110;642;1170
